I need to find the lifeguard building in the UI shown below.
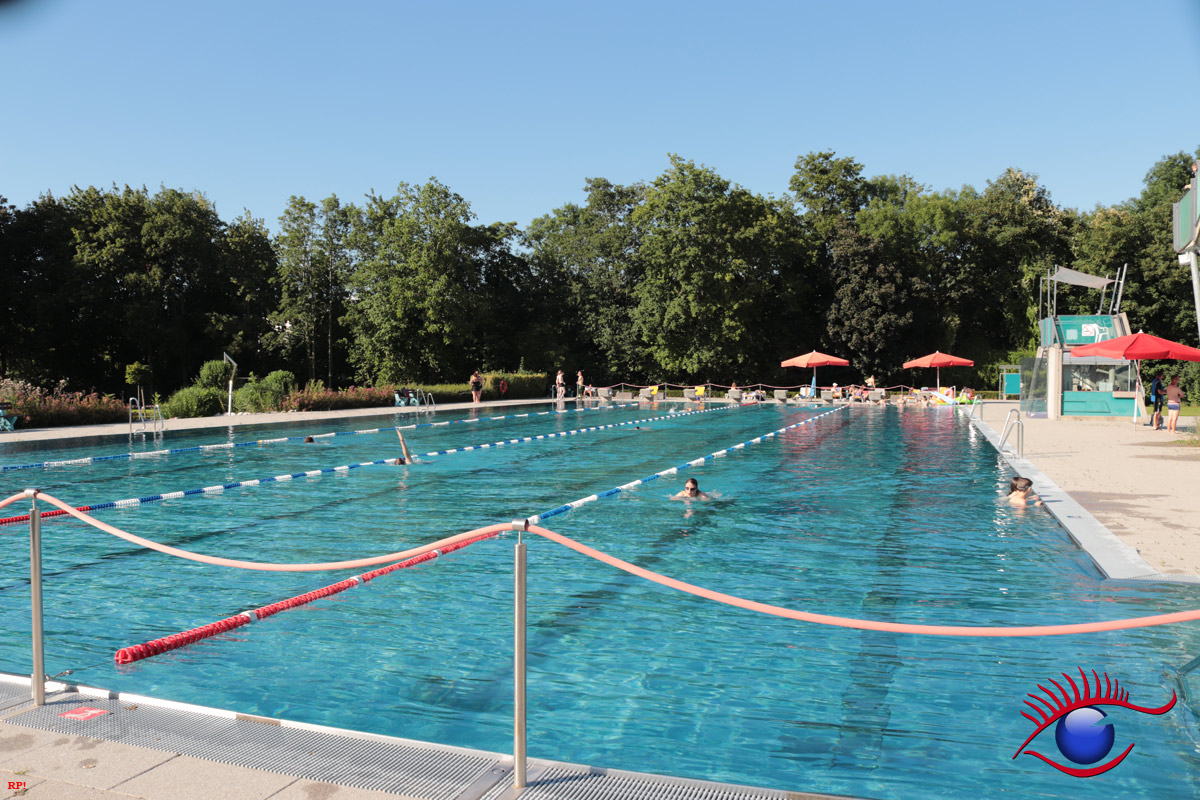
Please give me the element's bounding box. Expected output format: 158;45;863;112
1021;265;1142;418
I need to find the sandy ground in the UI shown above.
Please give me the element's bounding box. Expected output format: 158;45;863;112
985;401;1200;577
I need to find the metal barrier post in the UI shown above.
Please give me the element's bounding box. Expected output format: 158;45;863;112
513;521;528;789
29;491;45;705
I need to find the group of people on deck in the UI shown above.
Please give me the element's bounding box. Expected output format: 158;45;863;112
554;369;595;399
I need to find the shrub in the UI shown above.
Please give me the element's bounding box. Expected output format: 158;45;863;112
234;370;297;413
420;383;474;403
196;360;234;390
482;372;549;400
163;386;225;418
279;384;395;412
0;378;126;428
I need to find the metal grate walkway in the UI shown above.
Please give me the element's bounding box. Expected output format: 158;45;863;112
0;680;865;800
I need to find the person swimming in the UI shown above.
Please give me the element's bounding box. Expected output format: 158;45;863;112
673;477;711;500
1006;476;1041;507
394;429;412;464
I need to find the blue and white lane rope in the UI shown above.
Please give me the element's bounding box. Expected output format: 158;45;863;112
525;405;847;525
0;402;643;473
6;404;746;525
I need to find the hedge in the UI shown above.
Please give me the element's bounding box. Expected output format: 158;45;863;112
1;388;127;428
162;386;225;418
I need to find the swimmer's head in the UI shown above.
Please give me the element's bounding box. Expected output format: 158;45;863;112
1009;476;1033;494
303;436;314;443
683;478;700;496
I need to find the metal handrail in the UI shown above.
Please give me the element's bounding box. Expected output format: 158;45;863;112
128;399;164;438
998;408;1024;458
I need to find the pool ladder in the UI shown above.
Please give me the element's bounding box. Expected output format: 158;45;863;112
128;398;164;439
998;408;1024;458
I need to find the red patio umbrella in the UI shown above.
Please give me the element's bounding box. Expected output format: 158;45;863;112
1069;332;1200;361
780;350;849;391
902;351;975;390
1067;332;1200;425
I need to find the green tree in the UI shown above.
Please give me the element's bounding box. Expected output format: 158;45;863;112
630;156;810;379
270;196;322;382
216;212;279;366
1118;152;1199;341
826;218;923;378
526;178;647;379
344;179;489;383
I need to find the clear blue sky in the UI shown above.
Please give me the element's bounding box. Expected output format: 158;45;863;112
3;0;1199;231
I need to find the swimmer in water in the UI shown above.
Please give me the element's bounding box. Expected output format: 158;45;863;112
1005;476;1041;507
394;430;412;464
303;435;315;443
672;477;711;500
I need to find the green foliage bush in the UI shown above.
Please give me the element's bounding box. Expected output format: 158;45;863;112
234;370;297;413
280;384;394;412
420;384;473;403
0;378;126;428
163;386;225;418
482;372;549;399
196;360;235;389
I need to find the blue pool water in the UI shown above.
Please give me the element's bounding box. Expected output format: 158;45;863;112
2;402;1199;799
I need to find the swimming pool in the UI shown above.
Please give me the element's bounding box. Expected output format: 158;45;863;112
2;402;1199;799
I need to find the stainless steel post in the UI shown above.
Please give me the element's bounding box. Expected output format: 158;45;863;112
514;538;527;788
29;493;45;705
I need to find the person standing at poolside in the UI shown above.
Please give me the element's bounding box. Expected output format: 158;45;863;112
576;370;585;399
470;370;483;404
1150;371;1165;430
1166;375;1186;433
555;370;566;399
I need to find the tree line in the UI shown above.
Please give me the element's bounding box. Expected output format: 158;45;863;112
2;148;1197;398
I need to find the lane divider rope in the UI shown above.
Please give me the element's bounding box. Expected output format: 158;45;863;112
0;405;739;527
11;406;1190;668
102;401;811;663
0;402;642;473
527;405;845;524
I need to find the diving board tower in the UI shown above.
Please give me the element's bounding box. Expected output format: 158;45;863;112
1172;160;1200;345
1026;266;1133;419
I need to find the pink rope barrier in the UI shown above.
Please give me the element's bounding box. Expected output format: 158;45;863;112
524;525;1200;637
17;491;509;572
12;490;1200;653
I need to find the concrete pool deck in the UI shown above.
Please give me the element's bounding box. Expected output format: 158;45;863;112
0;675;859;800
971;401;1200;581
1;397;1197;798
